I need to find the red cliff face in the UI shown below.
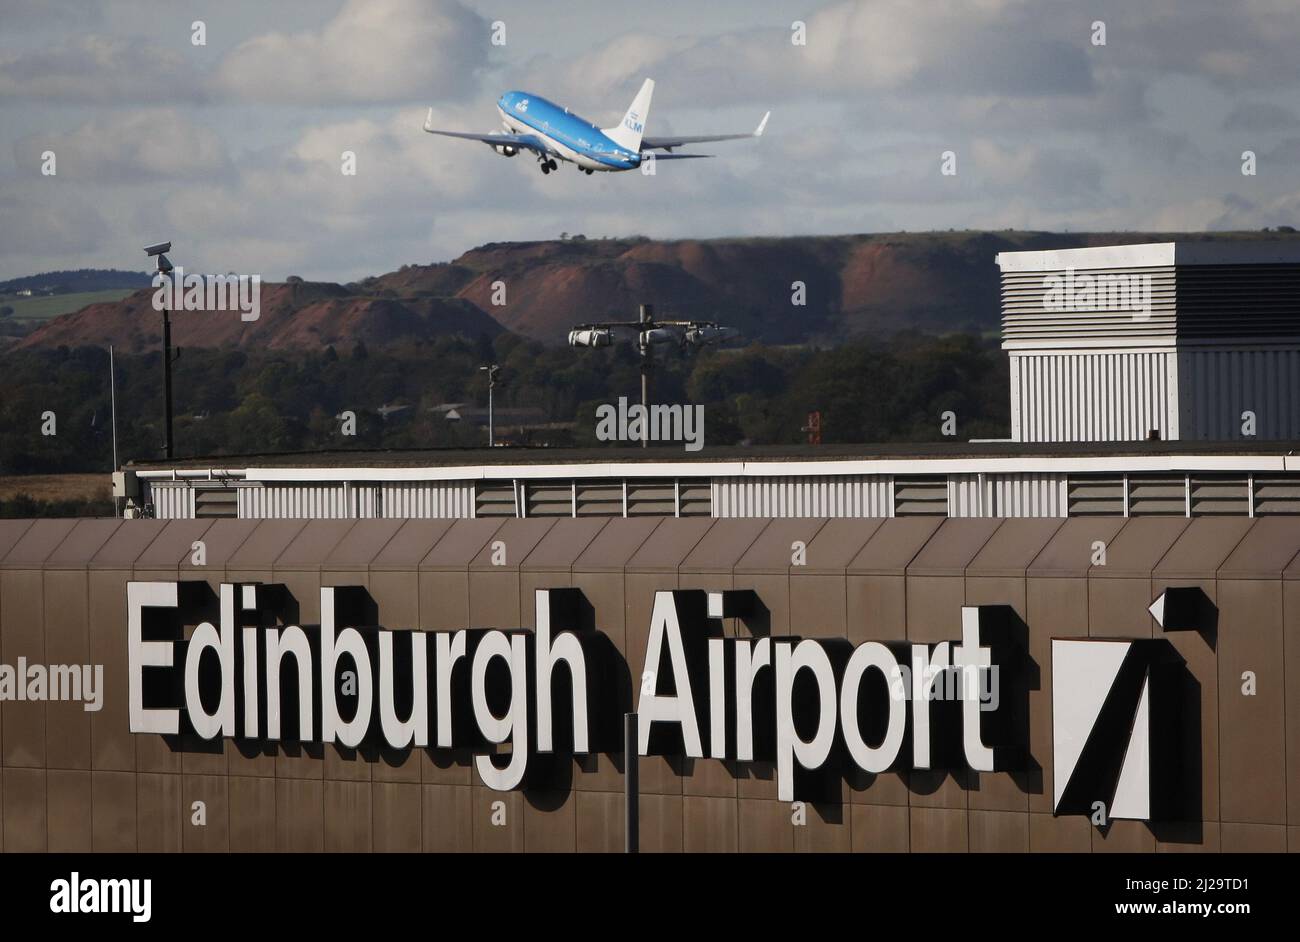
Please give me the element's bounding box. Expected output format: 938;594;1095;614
17;281;501;353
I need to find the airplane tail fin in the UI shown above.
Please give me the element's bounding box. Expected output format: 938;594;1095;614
603;78;654;151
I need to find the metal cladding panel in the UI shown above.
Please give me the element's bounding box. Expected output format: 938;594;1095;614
907;518;1003;576
572;517;662;571
0;518;78;567
993;473;1068;517
1090;517;1189;578
1001;265;1179;346
177;519;259;569
323;518;406;569
44;519;121;567
0;514;1295;852
949;473;1064;517
370;519;456;568
468;518;556;570
574;479;624;517
1026;517;1127;577
948;474;987;517
225;519;309;569
1175;264;1300;338
795;517;886;573
135;519;215;569
0;519;35;559
149;482;194;519
847;517;945;575
1180;348;1300;440
1011;350;1176;442
276;520;357;569
1220;516;1300;579
87;518;169;567
625;517;715;571
711;474;890;517
1154;517;1255;579
966;517;1066;576
519;517;609;571
421;518;504;569
734;518;830;572
1002;260;1300;345
238;483;348;519
355;484;379;519
680;518;769;573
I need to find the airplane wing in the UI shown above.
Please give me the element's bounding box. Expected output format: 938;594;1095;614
640;111;769;152
422;109;553;156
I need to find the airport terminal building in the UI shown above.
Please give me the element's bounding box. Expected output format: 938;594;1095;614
0;242;1297;853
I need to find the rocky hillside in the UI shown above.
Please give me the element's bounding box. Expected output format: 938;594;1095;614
16;280;501;353
15;230;1300;352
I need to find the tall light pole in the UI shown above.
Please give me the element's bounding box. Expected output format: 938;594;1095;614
568;304;739;449
108;344;119;471
638;304;651;425
144;241;175;459
480;363;500;447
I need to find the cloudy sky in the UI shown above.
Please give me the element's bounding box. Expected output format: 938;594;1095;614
3;0;1299;281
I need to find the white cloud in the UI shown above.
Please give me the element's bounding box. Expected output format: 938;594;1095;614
213;0;488;104
0;183;110;263
13;109;233;183
3;0;1300;284
0;35;203;103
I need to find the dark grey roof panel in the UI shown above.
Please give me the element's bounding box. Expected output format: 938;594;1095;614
572;516;662;571
45;519;122;567
1153;518;1254;579
848;518;944;575
734;519;830;573
90;519;169;568
520;517;610;572
907;518;1003;576
626;517;714;571
323;519;406;569
680;518;769;572
2;519;81;568
371;519;456;569
1090;518;1190;578
967;518;1065;576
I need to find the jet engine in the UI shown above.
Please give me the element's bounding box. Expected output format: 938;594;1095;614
488;132;517;157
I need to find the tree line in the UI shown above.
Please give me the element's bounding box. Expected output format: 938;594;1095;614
0;330;1009;474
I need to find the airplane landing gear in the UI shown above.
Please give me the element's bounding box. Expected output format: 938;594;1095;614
583;168;594;175
538;158;558;175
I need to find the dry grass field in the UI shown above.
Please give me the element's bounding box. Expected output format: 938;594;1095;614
0;473;111;502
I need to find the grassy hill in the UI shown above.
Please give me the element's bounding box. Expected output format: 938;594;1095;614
1;288;138;322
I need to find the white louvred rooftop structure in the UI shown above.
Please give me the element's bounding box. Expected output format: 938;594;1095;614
997;241;1300;443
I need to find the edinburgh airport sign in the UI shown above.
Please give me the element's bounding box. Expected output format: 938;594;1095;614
126;581;1185;813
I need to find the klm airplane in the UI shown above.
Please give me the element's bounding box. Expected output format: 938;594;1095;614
422;78;769;175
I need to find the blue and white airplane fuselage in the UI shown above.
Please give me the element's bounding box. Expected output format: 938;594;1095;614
424;78;768;176
496;91;641;171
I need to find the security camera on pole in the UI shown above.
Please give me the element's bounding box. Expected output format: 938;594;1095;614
143;241;177;459
567;304;738;448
